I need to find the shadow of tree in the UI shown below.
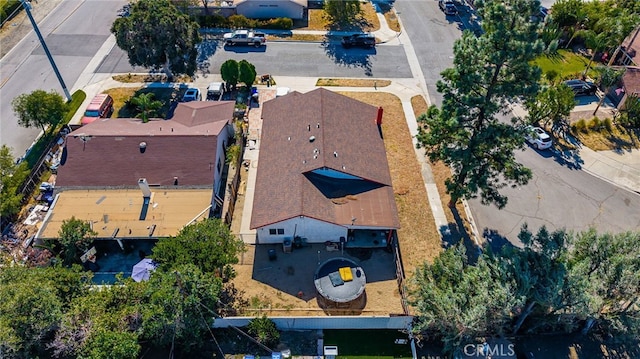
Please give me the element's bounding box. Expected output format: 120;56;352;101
322;37;375;76
482;228;517;254
440;205;482;263
197;39;221;63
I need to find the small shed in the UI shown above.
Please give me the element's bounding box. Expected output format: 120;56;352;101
234;0;307;20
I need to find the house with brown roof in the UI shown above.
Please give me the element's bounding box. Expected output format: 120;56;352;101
43;101;236;241
616;66;640;110
250;88;400;246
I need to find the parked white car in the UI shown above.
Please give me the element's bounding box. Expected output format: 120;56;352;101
525;126;552;150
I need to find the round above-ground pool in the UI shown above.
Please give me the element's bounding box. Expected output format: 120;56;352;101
314;257;366;304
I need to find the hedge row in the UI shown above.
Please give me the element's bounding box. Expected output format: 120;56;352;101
195;14;293;30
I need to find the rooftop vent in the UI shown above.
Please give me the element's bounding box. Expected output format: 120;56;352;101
139;142;147;153
333;151;338;157
309;136;315;142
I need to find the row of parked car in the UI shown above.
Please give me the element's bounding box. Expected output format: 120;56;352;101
181;82;226;102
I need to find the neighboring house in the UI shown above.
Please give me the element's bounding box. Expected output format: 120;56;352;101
615;66;640;110
39;101;236;241
617;25;640;67
234;0;307;20
250;88;400;246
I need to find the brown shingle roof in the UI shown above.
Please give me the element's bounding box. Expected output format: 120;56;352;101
623;66;640;95
250;88;399;229
56;102;234;187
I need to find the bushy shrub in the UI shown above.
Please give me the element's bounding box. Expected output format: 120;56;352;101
0;0;21;24
572;119;588;133
603;117;613;132
260;17;293;30
588;117;602;131
228;14;258;29
196;14;293;30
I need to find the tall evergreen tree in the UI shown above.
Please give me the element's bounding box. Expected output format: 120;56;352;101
409;245;522;354
417;0;544;208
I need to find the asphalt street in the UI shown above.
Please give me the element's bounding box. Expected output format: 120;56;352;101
97;41;414;79
0;0;127;157
395;0;640;244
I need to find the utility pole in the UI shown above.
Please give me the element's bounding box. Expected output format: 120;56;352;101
21;0;72;102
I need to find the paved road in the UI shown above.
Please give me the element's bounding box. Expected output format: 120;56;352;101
395;0;640;245
0;0;125;157
98;40;414;79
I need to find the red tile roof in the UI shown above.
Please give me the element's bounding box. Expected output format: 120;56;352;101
56;102;235;187
250;88;400;229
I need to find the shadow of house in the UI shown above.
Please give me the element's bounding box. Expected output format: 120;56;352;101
250;88;400;247
36;102;237;282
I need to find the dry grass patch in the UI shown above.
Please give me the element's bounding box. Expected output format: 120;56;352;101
383;8;401;32
343;92;441;276
360;2;381;32
295;9;331;30
266;33;326;42
316;78;391;87
103;87;141;117
298;5;380;31
410;95;471;243
571;120;640;151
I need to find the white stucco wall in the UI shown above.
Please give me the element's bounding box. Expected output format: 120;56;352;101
256;216;347;244
236;0;305;20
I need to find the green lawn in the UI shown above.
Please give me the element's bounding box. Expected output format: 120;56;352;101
532;49;597;81
322;329;412;358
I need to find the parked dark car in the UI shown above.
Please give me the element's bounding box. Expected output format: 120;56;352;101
439;0;458;16
564;79;597;96
341;33;376;48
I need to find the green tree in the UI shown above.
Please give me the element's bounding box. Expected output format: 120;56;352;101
139;265;223;353
504;225;570;334
11;89;67;132
593;66;625;115
247;315;280;348
131;92;163;123
111;0;201;80
566;229;640;338
323;0;361;25
0;265;90;358
151;218;245;277
550;0;587;48
238;59;257;88
416;0;543;209
409;245;522;354
220;59;239;90
0;145;29;218
525;82;576;138
582;30;612;77
56;217;97;266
